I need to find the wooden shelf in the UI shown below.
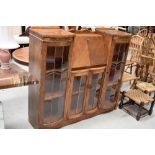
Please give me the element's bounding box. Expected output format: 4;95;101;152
107;81;118;87
45;91;65;101
46;68;67;74
72;90;85;95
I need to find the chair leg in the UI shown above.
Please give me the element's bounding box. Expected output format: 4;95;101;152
129;64;132;84
136;102;144;121
130;79;137;89
119;91;125;109
130;64;133;74
148;102;154;115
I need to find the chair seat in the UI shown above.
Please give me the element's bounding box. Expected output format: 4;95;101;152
136;82;155;93
125;89;154;104
122;72;138;82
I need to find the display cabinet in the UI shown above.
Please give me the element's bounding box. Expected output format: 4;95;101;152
28;28;131;128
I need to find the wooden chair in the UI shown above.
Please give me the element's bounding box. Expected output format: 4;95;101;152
120;63;155;121
122;63;149;88
125;35;144;74
120;89;154;121
137;28;151;38
141;36;155;82
152;33;155;44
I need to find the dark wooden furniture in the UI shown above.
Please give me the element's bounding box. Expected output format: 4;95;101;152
119;63;155;121
120;89;155;121
12;47;29;65
28;28;131;128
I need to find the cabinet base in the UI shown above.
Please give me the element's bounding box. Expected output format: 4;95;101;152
29;104;116;129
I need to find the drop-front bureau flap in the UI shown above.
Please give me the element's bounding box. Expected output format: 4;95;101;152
71;32;108;69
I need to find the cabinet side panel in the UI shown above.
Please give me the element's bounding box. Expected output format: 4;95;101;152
28;35;42;128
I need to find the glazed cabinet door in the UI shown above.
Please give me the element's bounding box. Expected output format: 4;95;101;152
103;43;129;109
67;69;88;119
43;46;70;125
67;66;106;118
85;67;106;114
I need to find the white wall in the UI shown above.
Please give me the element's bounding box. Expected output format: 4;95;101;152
0;26;21;40
0;26;21;49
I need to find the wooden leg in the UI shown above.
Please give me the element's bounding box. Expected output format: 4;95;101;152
130;64;133;74
130;79;137;89
136;102;144;121
119;91;125;109
148;102;154;115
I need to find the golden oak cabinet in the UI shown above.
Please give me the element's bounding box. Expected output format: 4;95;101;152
28;28;131;128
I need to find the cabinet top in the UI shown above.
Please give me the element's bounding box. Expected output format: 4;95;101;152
96;29;131;38
29;28;74;39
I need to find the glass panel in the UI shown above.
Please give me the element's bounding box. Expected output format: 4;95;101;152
70;94;78;114
46;46;69;71
105;85;116;103
88;72;104;111
55;47;63;69
46;47;55;70
109;43;128;82
113;43;128;63
77;92;85;113
44;46;69;124
44;96;65;124
112;44;120;62
109;63;124;82
73;76;81;92
70;75;87;115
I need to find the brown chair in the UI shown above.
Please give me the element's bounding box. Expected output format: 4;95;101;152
120;89;154;121
137;29;150;38
125;35;144;74
120;63;155;121
122;63;149;88
141;36;155;82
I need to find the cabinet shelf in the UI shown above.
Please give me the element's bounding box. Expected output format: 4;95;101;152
72;90;85;95
107;81;118;86
46;68;67;74
45;91;65;101
112;61;125;65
